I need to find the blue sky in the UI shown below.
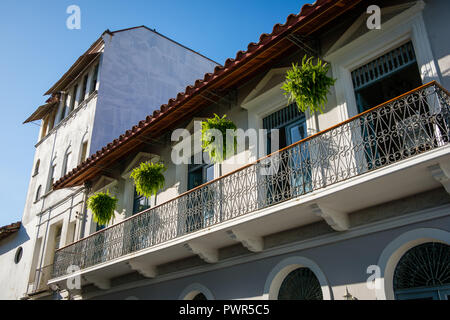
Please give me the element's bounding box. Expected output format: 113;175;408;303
0;0;308;226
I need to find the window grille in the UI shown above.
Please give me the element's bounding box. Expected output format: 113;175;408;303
351;41;417;91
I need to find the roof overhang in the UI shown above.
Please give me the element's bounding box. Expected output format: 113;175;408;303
54;0;363;190
23;101;58;124
44;51;102;96
0;221;21;242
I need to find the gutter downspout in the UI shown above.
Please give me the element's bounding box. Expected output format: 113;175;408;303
79;181;92;239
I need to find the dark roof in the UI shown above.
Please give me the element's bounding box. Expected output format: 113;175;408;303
44;52;102;96
0;221;21;242
54;0;362;189
23;94;60;124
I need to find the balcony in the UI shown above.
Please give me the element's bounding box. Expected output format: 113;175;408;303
49;82;450;289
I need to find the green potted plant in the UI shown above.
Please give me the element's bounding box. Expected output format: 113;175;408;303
130;161;167;198
281;55;336;114
201;114;237;164
87;191;118;226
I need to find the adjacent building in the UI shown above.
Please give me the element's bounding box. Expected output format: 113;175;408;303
0;26;218;300
3;0;450;300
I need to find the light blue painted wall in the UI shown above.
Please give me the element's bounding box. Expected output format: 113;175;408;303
90;27;219;153
91;215;450;300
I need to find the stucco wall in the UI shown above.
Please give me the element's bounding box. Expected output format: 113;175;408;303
0;93;98;300
89;213;450;300
0;226;35;300
90;27;219;154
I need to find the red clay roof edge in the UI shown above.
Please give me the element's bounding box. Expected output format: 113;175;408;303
54;0;340;189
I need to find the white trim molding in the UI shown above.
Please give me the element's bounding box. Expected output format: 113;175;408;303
376;227;450;300
325;0;441;122
262;256;332;300
241;68;318;161
179;283;215;300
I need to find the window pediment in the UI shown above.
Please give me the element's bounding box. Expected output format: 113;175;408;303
121;152;160;179
242;67;289;111
91;175;117;193
325;1;420;57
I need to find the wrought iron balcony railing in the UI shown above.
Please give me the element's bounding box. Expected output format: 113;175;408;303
52;81;450;279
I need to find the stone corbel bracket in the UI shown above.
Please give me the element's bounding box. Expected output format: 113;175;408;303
184;242;219;263
429;163;450;194
128;259;158;278
83;275;111;290
310;203;349;231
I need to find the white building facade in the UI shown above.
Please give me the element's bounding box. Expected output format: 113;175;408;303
0;26;218;300
3;0;450;301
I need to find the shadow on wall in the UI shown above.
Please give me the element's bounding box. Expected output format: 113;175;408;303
0;225;30;255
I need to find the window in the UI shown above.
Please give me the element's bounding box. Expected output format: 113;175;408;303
80;75;88;103
278;268;323;300
80;141;88;164
192;293;207;300
35;185;42;202
60;94;68;122
351;41;426;171
62;150;72;176
263;105;311;202
14;247;23;264
47;163;56;192
33;159;40;176
48;111;56;132
69;84;78;113
394;242;450;300
263;103;306;151
185;155;215;233
188;155;214;190
89;64;99;94
54;225;62;250
132;188;151;215
96;223;106;232
352;42;422;113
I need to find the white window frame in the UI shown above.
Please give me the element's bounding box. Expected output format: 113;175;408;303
62;147;72;177
263;256;332;300
324;0;441;123
179;283;215;300
241;68;318;162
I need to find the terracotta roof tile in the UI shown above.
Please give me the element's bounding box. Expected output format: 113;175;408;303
54;0;354;189
0;221;21;242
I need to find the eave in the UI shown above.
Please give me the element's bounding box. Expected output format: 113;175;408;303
54;0;363;190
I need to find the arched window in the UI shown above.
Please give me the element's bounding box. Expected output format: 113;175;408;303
89;64;99;94
34;159;40;176
14;247;23;264
192;293;207;300
79;134;89;165
394;242;450;300
277;268;323;300
179;284;214;300
35;185;42;202
46;162;57;193
62;148;72;176
69;84;78;114
264;256;331;300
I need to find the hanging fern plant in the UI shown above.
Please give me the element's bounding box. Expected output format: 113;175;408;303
130;161;166;198
87;191;118;226
281;55;336;114
201;114;237;164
